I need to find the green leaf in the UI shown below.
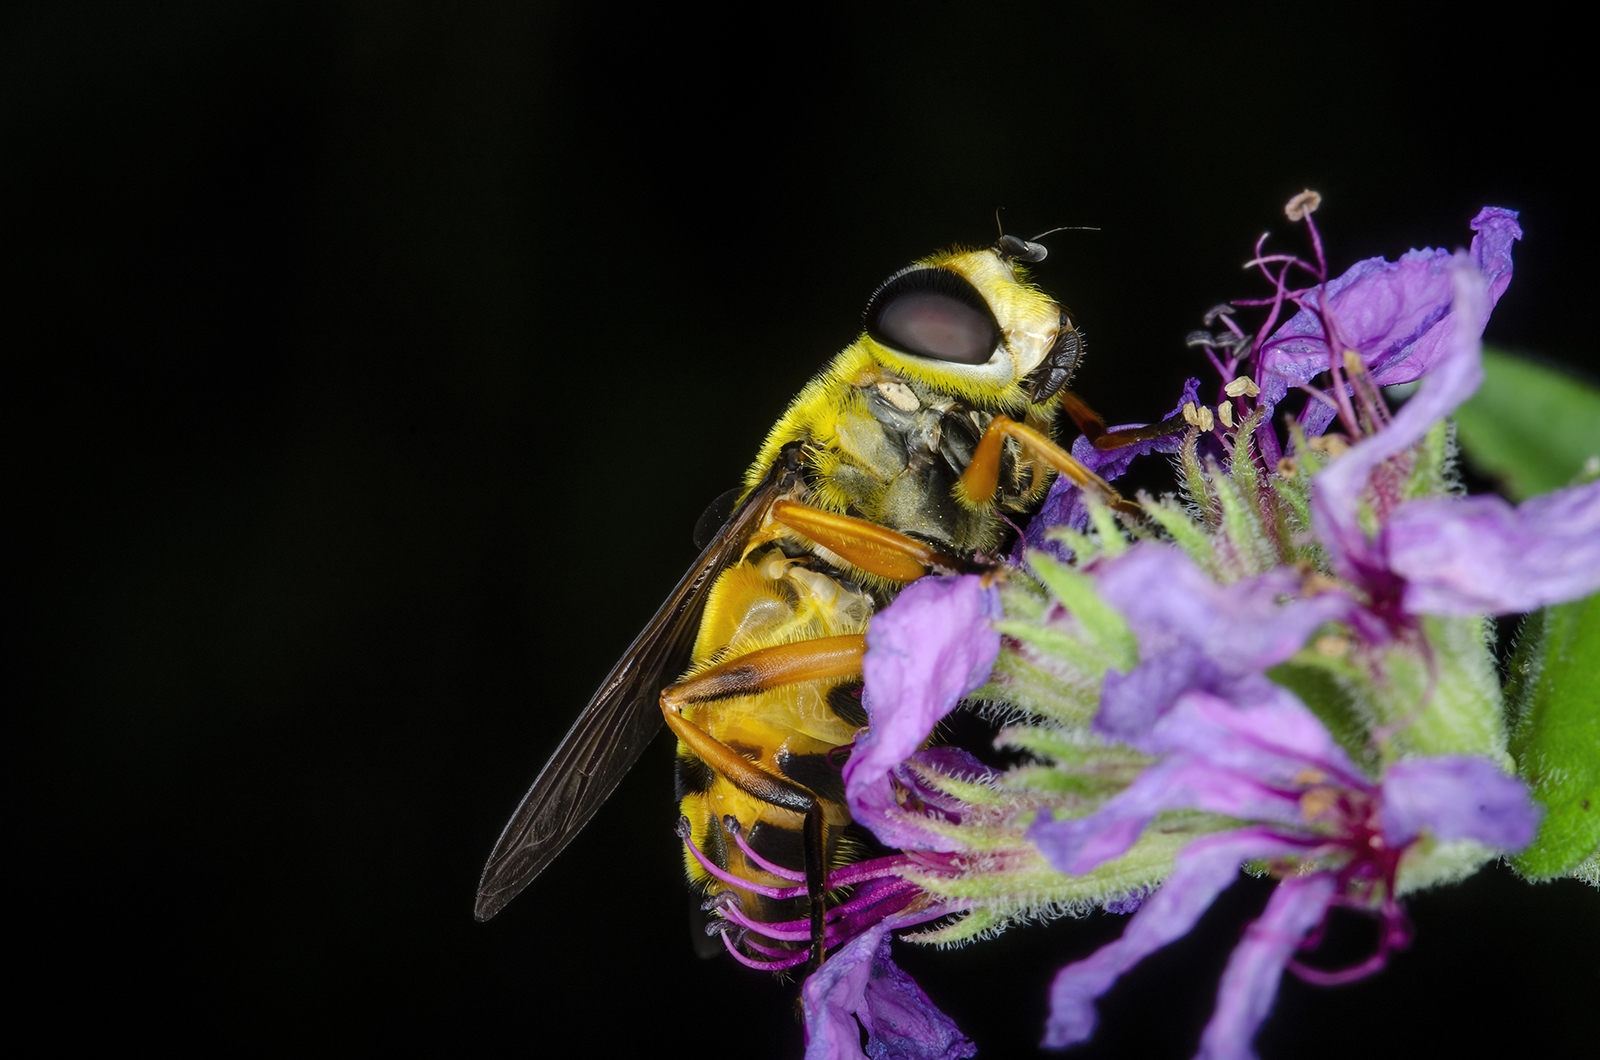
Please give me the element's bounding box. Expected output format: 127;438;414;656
1508;590;1600;880
1454;347;1600;500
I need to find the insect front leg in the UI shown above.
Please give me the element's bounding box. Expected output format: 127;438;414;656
955;413;1143;517
1058;389;1192;450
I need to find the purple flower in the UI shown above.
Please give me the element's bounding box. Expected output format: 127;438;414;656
803;915;976;1060
845;575;1002;839
1255;207;1522;439
1311;257;1600;623
1032;688;1540;1058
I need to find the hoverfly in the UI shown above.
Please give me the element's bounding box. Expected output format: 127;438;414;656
475;232;1140;967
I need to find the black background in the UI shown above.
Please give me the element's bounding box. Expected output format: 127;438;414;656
8;2;1598;1055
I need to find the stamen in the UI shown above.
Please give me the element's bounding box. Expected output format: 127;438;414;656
1284;189;1322;222
823;879;921;926
1307;435;1350;457
714;896;812;941
719;929;810;972
1224;376;1260;398
1182;403;1215;431
676;816;807;900
721;815;807;882
824;853;922;889
1217;402;1234;429
1287;903;1410;986
1313;634;1349;657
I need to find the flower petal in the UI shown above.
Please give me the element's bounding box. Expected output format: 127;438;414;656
1383;480;1600;615
849;748;1000;854
1144;688;1365;784
847;576;1002;841
1041;828;1309;1049
1029;753;1306;874
802;918;976;1060
1312;259;1489;589
1092;546;1352;741
1379;756;1541;851
1194;874;1338;1060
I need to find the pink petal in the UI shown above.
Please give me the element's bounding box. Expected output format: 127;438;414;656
1384;480;1600;615
1042;828;1310;1049
1194;874;1337;1060
1380;756;1541;850
846;576;1001;842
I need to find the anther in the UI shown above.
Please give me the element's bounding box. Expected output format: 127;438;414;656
1308;435;1350;457
674;816;693;841
1285;190;1322;221
1314;634;1350;658
721;815;742;837
1217;402;1234;429
1203;304;1236;326
1223;376;1260;398
1182;403;1215;431
1277;455;1298;478
1342;349;1365;374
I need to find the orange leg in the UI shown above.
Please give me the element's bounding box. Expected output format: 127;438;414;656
958;415;1142;517
661;634;868;969
770;499;967;581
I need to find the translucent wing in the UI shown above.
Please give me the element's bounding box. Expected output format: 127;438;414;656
473;453;797;921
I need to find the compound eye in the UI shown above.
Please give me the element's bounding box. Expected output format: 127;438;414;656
863;267;1000;365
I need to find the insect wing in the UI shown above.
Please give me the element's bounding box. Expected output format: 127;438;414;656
473;462;791;921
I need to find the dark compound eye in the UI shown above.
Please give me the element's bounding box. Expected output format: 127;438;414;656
862;267;1000;366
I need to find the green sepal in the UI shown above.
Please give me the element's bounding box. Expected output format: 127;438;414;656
1022;550;1138;671
1507;591;1600;881
1454;347;1600;501
1140;495;1219;575
992;618;1106;678
1267;658;1377;773
1084;493;1128;557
